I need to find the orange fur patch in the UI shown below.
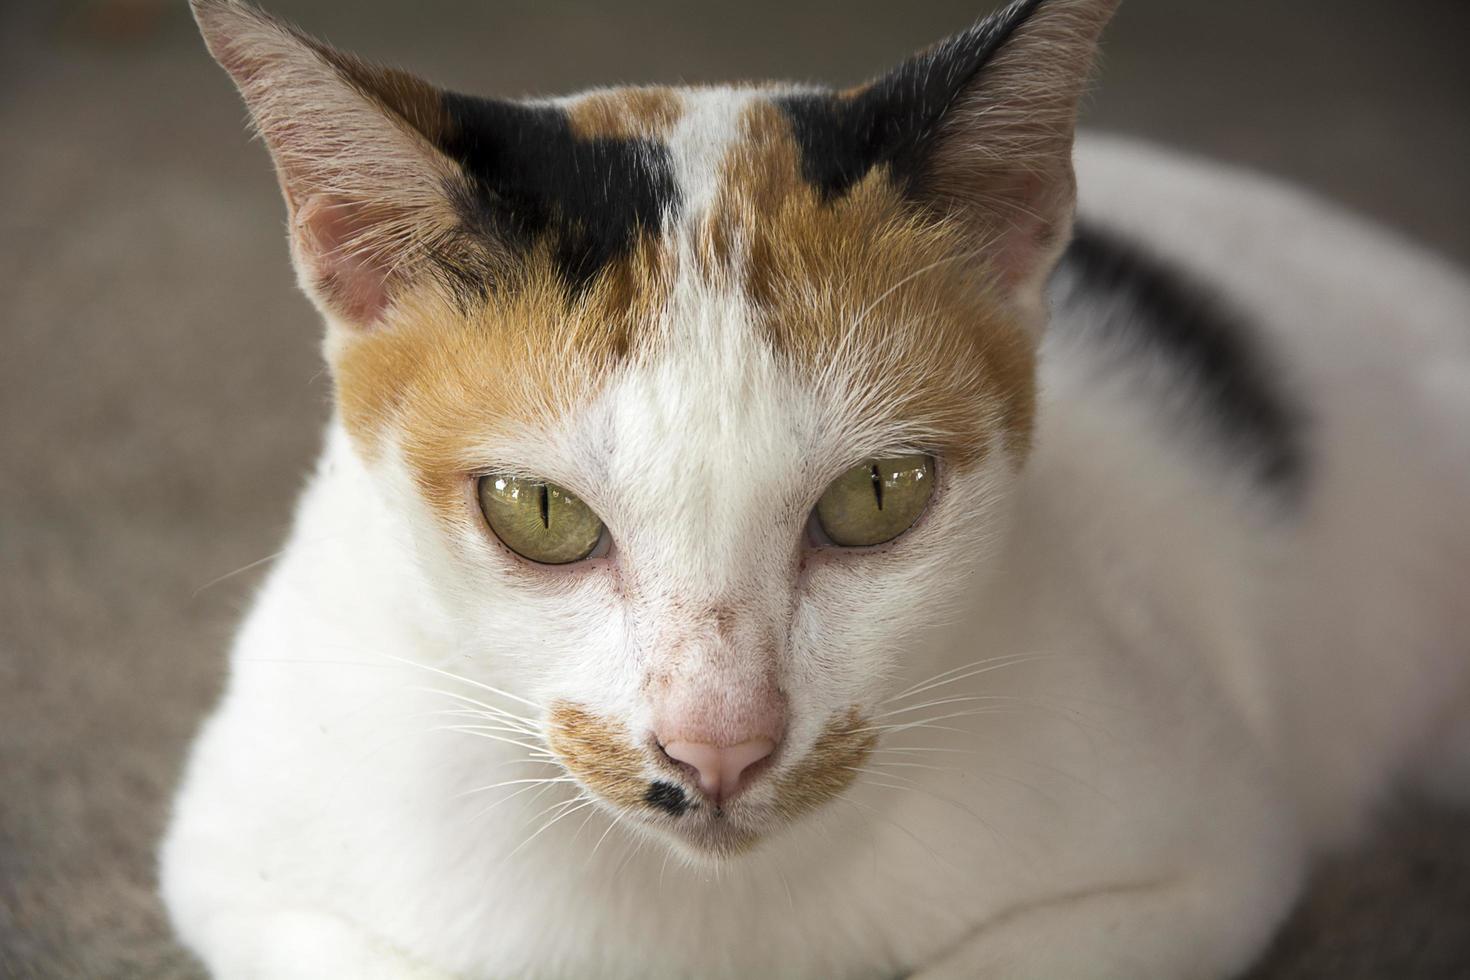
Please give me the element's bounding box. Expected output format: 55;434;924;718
564;87;683;140
545;701;651;809
332;234;671;526
773;708;877;821
703;100;1037;466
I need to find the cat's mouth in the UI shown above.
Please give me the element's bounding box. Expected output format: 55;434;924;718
632;782;768;856
546;702;877;857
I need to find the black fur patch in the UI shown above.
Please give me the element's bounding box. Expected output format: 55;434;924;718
645;780;689;816
1051;223;1309;497
776;0;1044;200
438;95;676;292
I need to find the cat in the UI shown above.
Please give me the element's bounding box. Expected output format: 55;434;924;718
162;0;1470;977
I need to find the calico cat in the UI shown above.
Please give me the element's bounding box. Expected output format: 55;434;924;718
163;0;1470;976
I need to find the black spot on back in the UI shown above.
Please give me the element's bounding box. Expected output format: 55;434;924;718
645;780;689;816
1051;223;1309;498
438;95;676;292
775;0;1044;200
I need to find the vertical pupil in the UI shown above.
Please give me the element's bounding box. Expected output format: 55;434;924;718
538;484;550;529
869;463;883;511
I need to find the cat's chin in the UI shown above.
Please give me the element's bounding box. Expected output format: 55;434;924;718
629;804;772;863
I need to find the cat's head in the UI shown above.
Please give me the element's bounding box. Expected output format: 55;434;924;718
194;0;1115;859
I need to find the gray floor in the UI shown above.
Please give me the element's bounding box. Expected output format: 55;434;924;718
1;1;1467;976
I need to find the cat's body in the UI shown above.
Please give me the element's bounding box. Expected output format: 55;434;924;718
164;3;1470;978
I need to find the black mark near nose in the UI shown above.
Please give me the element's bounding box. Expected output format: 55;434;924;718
645;780;689;816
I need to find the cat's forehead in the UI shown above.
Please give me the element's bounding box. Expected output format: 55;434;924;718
433;84;812;292
335;84;1034;525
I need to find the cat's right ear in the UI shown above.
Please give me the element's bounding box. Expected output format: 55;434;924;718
192;0;497;328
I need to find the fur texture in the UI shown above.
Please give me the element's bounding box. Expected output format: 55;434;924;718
161;2;1470;977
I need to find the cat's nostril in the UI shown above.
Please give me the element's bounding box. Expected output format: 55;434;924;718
660;737;776;806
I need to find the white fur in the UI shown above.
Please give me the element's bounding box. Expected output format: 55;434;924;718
161;134;1470;979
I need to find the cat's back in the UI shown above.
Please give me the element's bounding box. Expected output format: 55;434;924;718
1054;133;1470;525
1067;135;1470;427
1041;135;1470;841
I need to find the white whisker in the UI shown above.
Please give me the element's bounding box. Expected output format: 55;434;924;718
192;547;291;597
413;687;541;730
467;779;561;824
852;775;1010;852
584;810;624;869
859;698;1093;737
835;795;943;870
434;719;545;741
380;653;544;711
870;694;997;720
433;726;556;756
506;795;599;862
614;830;649;876
859;758;965;776
454;776;574;800
885;653;1055;704
571;804;602;846
870;745;978;756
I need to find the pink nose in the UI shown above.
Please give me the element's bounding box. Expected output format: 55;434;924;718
660;738;777;805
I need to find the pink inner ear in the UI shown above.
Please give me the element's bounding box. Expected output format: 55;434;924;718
294;195;396;326
985;170;1068;294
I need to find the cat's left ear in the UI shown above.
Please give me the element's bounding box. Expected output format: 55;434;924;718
192;0;498;328
880;0;1119;325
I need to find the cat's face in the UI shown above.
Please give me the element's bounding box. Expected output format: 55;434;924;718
194;0;1113;858
341;90;1034;856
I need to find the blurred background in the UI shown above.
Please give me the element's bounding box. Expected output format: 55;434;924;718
1;0;1467;975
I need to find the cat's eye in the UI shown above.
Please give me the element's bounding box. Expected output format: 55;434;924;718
477;475;607;565
814;454;935;548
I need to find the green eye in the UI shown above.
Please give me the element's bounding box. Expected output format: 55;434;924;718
477;475;606;565
814;454;935;548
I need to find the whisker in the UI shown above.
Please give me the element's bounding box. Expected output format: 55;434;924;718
433;726;556;756
192;547;290;597
487;756;563;772
467;779;561;823
584;810;625;869
571;804;602;847
775;860;797;914
380;653;543;711
515;793;585;833
885;653;1055;705
413;688;541;730
858;722;978;738
853;776;1010;853
506;796;599;862
614;828;649;876
858;698;1094;737
886;654;1031;702
421;706;541;737
845;765;914;782
858;758;965;776
433;719;546;742
871;694;998;720
869;745;979;756
835;795;943;870
454;776;574;800
870;746;976;758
